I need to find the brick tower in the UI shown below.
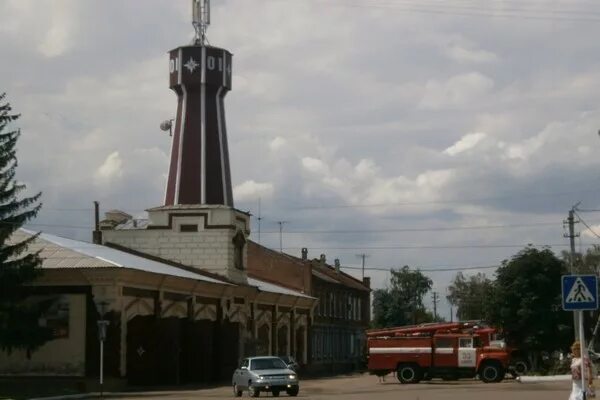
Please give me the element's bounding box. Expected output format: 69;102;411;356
103;0;249;284
164;3;233;206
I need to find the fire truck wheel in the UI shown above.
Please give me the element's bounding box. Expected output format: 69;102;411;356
396;364;422;384
479;362;503;383
512;359;529;375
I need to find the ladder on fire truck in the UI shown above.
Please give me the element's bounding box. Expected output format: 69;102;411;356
366;320;488;338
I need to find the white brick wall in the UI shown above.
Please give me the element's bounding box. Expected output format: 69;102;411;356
102;206;249;284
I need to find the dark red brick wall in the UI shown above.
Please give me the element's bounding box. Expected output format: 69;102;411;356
247;241;311;294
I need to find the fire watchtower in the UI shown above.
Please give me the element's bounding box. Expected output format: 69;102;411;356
164;0;234;206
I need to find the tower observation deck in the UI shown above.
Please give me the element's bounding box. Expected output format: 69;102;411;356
164;0;234;207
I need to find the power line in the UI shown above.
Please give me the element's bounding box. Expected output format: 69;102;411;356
575;211;600;240
282;243;577;251
265;0;600;23
340;264;499;272
285;188;600;210
258;221;565;234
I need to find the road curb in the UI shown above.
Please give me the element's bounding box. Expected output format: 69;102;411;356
516;375;572;383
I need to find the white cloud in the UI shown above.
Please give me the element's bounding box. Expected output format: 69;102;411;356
582;225;600;239
444;132;487;156
445;45;497;64
38;0;79;57
302;157;329;174
269;137;287;151
233;180;274;202
354;159;379;180
5;0;600;304
95;151;123;183
419;72;494;110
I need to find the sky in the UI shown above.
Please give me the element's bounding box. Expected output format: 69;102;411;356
3;0;600;320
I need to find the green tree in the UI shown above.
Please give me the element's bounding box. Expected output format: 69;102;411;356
446;272;494;321
0;93;49;356
372;266;433;328
572;245;600;350
487;247;572;369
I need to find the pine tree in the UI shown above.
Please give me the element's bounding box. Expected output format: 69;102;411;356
0;92;50;355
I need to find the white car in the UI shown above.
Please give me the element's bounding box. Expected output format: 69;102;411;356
232;356;299;397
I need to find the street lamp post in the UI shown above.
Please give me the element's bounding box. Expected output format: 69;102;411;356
95;300;110;399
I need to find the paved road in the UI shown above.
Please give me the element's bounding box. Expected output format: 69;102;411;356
112;374;575;400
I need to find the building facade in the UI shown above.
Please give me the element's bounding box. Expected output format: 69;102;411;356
0;228;316;388
0;3;367;388
247;243;371;374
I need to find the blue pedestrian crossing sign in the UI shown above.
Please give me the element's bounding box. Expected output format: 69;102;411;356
562;275;598;311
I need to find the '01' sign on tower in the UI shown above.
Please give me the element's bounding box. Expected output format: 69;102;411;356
164;0;233;207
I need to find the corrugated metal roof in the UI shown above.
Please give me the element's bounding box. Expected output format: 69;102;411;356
14;230;315;301
247;277;314;299
312;269;340;284
15;230;229;284
114;219;150;230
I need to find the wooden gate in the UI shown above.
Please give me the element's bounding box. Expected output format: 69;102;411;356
217;321;240;380
181;319;215;383
126;315;157;385
127;316;183;385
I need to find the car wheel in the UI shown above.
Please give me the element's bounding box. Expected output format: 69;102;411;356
272;389;280;397
248;385;260;397
232;383;242;397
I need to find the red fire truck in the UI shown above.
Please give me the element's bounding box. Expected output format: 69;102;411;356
367;322;511;383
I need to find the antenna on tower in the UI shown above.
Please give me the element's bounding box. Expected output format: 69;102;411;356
192;0;210;45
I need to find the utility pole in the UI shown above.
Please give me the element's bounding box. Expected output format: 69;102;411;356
277;221;288;252
432;292;439;320
450;304;453;322
356;253;369;279
565;204;580;337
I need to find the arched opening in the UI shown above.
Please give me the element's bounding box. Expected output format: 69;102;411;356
277;325;289;356
295;326;305;364
256;324;270;355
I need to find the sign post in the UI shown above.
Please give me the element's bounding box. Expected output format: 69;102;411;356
562;275;599;400
97;319;110;399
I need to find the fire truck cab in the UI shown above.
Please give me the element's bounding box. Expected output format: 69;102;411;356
367;323;511;383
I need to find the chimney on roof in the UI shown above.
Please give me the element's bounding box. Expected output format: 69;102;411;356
334;258;340;273
363;276;371;288
320;254;326;265
301;247;308;261
92;201;102;244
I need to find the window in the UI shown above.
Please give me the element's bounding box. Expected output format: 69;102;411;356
180;224;198;232
459;337;474;348
332;293;336;318
435;337;454;348
232;231;246;270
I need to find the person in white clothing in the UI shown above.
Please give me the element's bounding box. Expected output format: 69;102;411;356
570;341;595;400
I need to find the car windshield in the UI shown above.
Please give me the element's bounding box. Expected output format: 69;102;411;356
251;358;287;370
